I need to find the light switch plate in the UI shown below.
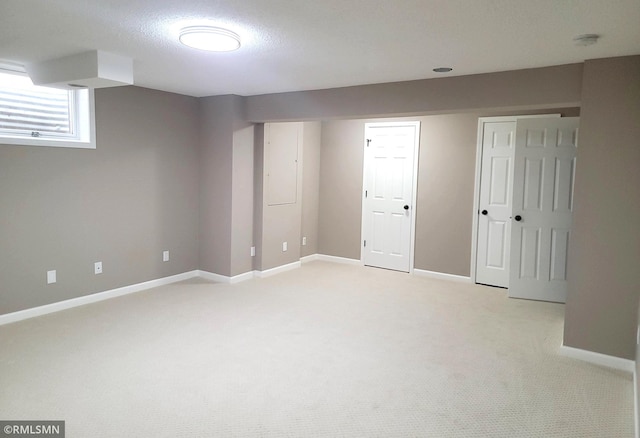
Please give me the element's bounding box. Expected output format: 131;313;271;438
47;270;56;284
163;250;169;262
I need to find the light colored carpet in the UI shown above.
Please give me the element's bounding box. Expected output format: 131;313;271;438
0;261;634;437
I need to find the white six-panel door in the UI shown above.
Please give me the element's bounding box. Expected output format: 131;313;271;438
476;121;516;287
362;122;420;272
509;117;579;302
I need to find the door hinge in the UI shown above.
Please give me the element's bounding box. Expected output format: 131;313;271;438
365;190;368;198
366;139;372;147
364;240;367;247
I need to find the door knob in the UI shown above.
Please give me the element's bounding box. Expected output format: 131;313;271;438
514;215;522;222
481;210;488;215
403;205;409;210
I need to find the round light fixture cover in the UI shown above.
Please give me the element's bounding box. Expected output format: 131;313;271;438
179;26;241;52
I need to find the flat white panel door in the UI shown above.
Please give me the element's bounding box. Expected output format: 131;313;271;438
476;121;515;288
362;122;419;272
509;117;579;302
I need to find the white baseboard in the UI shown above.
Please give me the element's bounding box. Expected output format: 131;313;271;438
0;260;310;325
559;345;635;373
255;261;301;278
197;270;255;284
230;271;255;284
300;254;319;264
197;270;230;283
0;270;200;326
316;254;361;265
413;269;472;283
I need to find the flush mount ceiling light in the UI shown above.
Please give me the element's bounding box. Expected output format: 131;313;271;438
433;67;453;73
179;26;241;52
573;34;600;46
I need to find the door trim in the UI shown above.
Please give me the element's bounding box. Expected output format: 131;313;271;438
360;121;421;273
470;114;561;284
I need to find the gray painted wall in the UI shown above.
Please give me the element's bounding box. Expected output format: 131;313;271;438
301;122;321;258
0;86;200;314
246;64;583;122
199;94;255;277
254;121;321;269
414;115;478;275
199;95;235;276
259;122;303;270
564;56;640;360
231;124;255;276
318;120;364;259
318;110;579;275
252;124;265;271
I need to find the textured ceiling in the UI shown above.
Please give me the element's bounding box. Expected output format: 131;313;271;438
1;0;639;97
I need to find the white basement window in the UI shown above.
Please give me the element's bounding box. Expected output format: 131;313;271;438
0;64;95;149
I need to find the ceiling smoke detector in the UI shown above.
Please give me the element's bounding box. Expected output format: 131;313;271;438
573;34;600;46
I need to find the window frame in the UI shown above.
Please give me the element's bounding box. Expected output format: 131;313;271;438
0;65;96;149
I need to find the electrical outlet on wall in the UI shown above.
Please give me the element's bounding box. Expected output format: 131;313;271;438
302;236;307;246
282;242;288;252
94;261;103;275
47;270;56;284
163;250;170;262
251;246;256;257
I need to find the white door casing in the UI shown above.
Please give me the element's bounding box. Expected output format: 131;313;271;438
475;121;516;288
362;122;420;273
509;117;579;303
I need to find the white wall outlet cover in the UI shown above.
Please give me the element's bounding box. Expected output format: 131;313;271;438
163;250;170;262
94;262;103;274
302;236;307;246
282;242;288;252
251;246;256;257
47;270;57;284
